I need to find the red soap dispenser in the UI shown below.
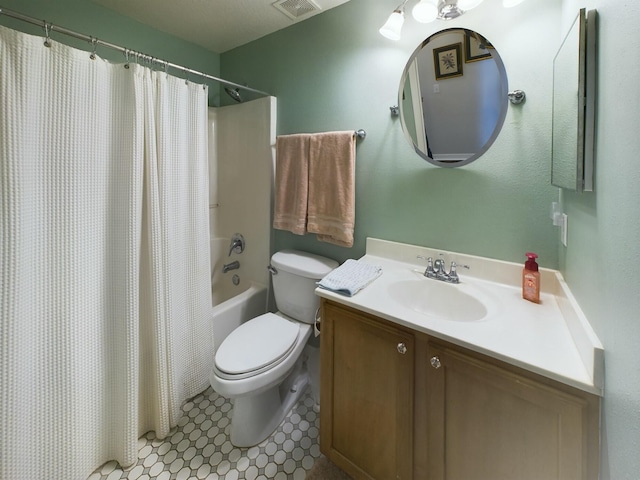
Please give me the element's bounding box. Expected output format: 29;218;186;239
522;252;540;304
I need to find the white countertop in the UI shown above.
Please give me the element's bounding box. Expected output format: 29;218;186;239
315;238;604;396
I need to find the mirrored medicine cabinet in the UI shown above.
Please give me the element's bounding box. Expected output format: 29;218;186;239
551;8;598;192
398;28;509;168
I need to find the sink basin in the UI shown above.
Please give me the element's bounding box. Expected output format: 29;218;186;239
387;279;488;322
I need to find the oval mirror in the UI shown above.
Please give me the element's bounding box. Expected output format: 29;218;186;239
399;28;509;167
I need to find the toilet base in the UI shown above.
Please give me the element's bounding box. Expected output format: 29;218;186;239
229;360;310;447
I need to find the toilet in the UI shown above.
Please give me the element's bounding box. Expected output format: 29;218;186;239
210;249;338;447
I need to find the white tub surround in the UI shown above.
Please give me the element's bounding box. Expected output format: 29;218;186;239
208;97;276;299
315;238;604;396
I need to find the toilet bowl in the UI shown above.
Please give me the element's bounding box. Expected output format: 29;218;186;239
209;250;338;447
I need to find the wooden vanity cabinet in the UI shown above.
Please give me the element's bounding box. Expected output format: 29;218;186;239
426;341;600;480
319;299;415;480
319;299;600;480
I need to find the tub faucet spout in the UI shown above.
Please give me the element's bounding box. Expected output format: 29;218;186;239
223;260;240;273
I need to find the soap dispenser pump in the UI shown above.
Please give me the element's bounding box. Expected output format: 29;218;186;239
522;252;540;304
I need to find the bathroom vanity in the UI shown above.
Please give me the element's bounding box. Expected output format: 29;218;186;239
317;239;603;480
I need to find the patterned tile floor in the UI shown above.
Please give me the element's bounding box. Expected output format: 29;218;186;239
88;386;320;480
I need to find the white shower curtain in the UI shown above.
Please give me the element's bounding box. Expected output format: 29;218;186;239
0;25;212;480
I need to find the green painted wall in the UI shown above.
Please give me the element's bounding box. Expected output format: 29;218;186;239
222;0;562;268
558;1;640;479
0;0;222;104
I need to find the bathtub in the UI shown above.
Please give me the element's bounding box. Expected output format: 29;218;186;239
210;282;268;350
210;237;268;349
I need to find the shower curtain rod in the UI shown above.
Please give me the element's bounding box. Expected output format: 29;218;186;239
0;6;271;97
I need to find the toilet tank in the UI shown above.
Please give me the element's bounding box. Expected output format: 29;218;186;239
270;250;338;324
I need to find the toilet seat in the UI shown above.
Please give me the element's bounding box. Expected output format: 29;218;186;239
214;313;300;380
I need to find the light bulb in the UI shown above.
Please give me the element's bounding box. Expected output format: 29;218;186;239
458;0;484;10
412;0;438;23
379;9;405;41
503;0;526;7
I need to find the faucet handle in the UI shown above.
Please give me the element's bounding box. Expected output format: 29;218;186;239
450;261;470;270
449;262;459;283
448;262;469;284
228;233;245;256
417;255;436;278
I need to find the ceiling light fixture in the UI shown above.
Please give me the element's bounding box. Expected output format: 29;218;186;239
412;0;438;23
379;1;408;41
380;0;527;40
436;0;465;20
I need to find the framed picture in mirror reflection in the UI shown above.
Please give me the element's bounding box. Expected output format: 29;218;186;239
464;31;493;63
433;42;463;80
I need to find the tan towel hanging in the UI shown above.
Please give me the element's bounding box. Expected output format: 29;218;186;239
273;133;310;235
307;131;356;247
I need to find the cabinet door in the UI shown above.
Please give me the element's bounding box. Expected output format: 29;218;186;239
426;342;595;480
320;301;414;480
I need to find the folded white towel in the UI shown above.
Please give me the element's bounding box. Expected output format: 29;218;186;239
317;259;382;297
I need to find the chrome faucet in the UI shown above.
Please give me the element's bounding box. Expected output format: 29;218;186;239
223;260;240;273
433;257;448;280
417;255;468;284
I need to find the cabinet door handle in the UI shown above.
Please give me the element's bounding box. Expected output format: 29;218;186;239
397;342;407;354
430;356;442;369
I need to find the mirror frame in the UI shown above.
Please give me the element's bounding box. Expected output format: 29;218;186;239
399;28;509;168
551;8;598;192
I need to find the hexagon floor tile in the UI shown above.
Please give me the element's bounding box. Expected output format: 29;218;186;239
87;386;321;480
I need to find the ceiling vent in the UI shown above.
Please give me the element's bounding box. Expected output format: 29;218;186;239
272;0;322;20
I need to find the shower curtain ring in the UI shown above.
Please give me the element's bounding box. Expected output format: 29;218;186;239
89;37;98;60
124;49;130;69
43;22;51;48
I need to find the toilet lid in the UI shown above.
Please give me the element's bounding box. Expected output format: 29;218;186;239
215;313;299;376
